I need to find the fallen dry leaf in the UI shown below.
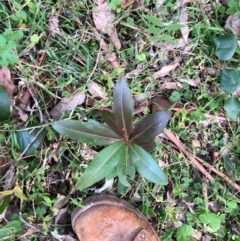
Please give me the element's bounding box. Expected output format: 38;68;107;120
180;78;200;87
161;82;182;89
153;62;179;79
0;67;14;102
134;99;148;115
91;26;122;68
121;0;136;9
152;96;181;112
81;144;97;161
125;64;144;78
93;0;121;50
88;82;108;99
48;16;61;36
178;6;189;43
156;0;167;5
225;13;240;36
50;92;85;120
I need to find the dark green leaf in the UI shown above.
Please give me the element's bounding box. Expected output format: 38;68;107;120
0;87;11;122
102;110;123;138
52;119;121;145
106;165;118;180
137;141;156;152
117;179;130;194
112;76;134;139
75;141;126;190
224;97;240;121
16;127;46;155
129;144;168;185
213;34;238;60
220;69;240;94
117;146;135;187
130;111;171;143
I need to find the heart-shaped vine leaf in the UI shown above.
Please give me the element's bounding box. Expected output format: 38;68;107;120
220;69;240;94
117;146;135;187
52;119;121;145
130;111;171;143
0;87;11;122
213;34;238;60
102;110;123;138
75;141;125;190
112;76;134;139
224;97;240;121
16;127;46;155
129;144;168;185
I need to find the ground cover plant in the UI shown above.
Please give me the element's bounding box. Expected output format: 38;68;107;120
0;0;240;240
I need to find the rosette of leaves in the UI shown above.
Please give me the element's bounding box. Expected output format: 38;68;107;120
52;77;171;190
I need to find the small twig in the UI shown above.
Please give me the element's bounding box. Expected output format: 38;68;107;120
28;86;44;124
164;129;240;193
86;49;101;83
19;212;42;233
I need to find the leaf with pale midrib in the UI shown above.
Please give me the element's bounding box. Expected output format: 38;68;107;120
112;76;134;139
129;144;167;185
75;141;126;190
130;111;171;143
52;119;121;145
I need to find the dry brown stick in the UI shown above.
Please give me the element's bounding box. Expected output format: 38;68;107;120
164;129;240;192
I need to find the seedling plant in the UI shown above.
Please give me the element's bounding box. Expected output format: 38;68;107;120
52;77;171;190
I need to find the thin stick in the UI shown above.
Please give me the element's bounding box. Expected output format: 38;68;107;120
164;129;240;193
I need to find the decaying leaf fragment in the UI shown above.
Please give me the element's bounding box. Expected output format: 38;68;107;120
93;0;121;50
0;67;14;102
48;16;60;36
225;13;240;36
50;92;85;120
178;5;189;43
88;82;108;99
153;62;179;79
121;0;136;9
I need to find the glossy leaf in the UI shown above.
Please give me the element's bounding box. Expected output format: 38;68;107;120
0;87;10;122
220;69;240;94
213;34;238;60
130;111;171;143
129;144;168;185
224;97;240;121
75;141;126;190
117;146;135;187
102;110;123;138
137;140;156;152
16;127;46;155
52;119;121;145
112;76;134;139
